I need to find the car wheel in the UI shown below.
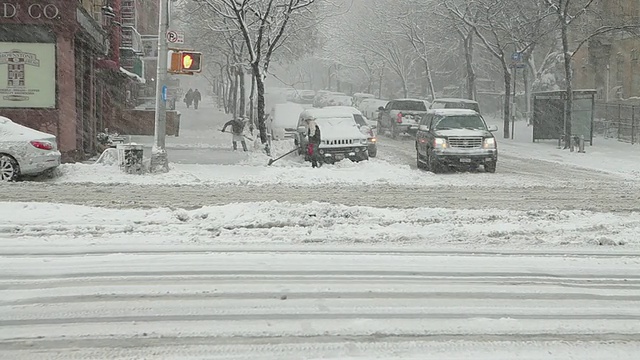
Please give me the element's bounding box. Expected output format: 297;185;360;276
427;151;442;174
0;154;19;181
485;161;497;173
369;147;377;158
416;150;425;170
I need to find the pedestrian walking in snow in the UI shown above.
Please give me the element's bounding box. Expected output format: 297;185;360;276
305;117;322;168
193;89;202;109
222;117;248;152
184;88;194;108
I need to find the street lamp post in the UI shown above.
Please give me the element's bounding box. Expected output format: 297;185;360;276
150;0;170;173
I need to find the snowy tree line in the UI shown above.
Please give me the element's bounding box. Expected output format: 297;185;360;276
174;0;638;142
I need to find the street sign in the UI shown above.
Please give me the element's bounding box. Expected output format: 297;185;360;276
176;34;185;44
166;30;178;43
162;85;167;102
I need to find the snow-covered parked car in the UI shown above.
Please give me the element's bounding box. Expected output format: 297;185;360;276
295;108;369;163
359;98;388;122
322;106;378;157
268;102;306;140
0;116;61;181
430;98;481;114
352;92;375;108
292;90;316;104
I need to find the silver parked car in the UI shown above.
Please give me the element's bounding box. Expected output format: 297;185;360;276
0;116;61;181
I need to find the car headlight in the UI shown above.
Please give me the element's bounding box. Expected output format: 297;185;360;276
433;138;447;148
483;137;496;149
360;139;368;145
369;137;377;142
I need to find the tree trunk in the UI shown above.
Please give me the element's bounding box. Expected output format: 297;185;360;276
378;67;384;98
523;66;531;115
503;65;512;139
465;33;476;100
238;66;246;117
232;68;240;118
561;19;573;149
225;65;235;115
249;72;256;129
253;63;267;144
401;77;409;98
424;59;436;102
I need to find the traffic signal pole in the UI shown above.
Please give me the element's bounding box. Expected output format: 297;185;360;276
151;0;170;173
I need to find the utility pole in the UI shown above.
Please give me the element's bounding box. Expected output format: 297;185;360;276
150;0;170;173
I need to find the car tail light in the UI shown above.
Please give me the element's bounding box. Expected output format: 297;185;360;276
30;140;53;150
396;113;403;123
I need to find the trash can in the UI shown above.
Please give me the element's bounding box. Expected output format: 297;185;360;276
116;144;144;174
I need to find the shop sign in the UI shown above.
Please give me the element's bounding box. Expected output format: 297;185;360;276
0;42;56;108
1;3;60;19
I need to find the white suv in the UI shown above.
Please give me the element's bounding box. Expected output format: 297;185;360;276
296;108;369;163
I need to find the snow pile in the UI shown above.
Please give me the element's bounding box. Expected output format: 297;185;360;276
53;157;432;186
2;201;638;252
485;116;640;180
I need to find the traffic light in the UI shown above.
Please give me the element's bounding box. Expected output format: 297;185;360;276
168;50;202;74
180;51;202;72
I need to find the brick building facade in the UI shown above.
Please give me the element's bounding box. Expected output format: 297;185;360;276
0;0;158;161
573;0;640;101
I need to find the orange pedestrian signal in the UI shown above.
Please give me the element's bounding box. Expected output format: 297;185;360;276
180;51;201;72
168;50;202;74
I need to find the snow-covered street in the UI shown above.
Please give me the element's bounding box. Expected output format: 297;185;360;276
3;100;640;359
3;100;640;212
2;244;640;359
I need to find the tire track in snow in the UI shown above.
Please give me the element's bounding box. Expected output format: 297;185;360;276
1;251;640;358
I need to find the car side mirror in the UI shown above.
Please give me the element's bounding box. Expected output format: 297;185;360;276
371;124;377;129
297;126;307;133
487;125;498;132
418;125;430;132
378;106;385;111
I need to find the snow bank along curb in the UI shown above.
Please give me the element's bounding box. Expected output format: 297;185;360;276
1;201;638;251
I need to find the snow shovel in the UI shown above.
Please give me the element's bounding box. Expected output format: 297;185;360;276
268;147;299;166
219;129;254;141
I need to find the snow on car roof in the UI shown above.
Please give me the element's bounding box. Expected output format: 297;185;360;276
300;108;355;119
323;106;363;115
433;98;479;104
428;108;479;116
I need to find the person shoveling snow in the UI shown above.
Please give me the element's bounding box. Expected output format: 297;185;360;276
221;117;250;152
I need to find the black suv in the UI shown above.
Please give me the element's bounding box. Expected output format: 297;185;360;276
415;109;499;173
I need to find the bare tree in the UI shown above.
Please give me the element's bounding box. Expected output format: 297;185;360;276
196;0;318;146
544;0;639;148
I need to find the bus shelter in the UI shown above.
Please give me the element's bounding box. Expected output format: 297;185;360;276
532;90;596;144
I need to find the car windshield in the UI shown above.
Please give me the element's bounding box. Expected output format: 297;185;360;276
433;115;487;130
352;114;368;127
392;101;426;111
433;101;480;112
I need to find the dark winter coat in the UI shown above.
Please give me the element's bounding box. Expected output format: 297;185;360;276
308;125;321;144
184;90;193;103
193;90;202;102
222;118;246;134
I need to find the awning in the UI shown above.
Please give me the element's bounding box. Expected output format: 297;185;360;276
119;67;146;84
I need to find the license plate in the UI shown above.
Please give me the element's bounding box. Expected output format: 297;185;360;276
460;158;472;163
335;154;344;160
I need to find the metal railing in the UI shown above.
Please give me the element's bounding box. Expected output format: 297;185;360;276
594;102;640;144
